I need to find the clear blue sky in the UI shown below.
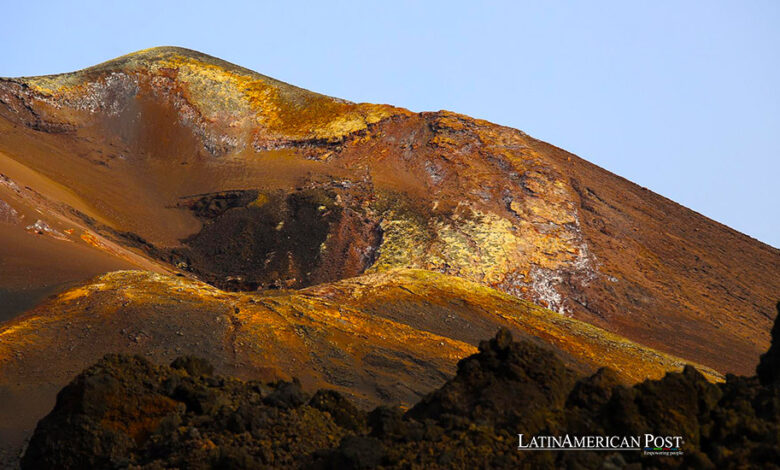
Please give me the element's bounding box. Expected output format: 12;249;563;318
2;1;778;247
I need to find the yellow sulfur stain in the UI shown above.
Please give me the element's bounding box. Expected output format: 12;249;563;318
249;193;268;208
18;47;409;145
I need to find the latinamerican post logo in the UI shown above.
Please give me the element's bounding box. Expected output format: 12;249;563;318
517;434;684;456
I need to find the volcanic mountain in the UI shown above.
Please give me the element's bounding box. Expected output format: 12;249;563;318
0;47;778;463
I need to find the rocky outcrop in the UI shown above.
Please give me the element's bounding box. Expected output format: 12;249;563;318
757;302;780;386
21;354;345;469
22;317;780;469
406;328;577;433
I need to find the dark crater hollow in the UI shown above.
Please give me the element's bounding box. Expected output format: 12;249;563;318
172;187;381;291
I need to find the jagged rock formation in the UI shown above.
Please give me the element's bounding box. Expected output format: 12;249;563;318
21;318;780;469
757;302;780;386
406;328;578;432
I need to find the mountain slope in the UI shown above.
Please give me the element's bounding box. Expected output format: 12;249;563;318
1;47;776;376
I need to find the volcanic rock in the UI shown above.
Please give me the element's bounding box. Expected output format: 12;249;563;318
21;321;780;469
757;302;780;385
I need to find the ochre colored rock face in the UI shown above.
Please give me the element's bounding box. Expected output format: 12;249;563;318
0;46;778;464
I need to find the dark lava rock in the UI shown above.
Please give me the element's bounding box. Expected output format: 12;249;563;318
21;314;780;469
171;380;221;415
313;436;385;470
309;389;365;431
406;327;577;433
566;366;622;410
21;355;182;469
367;406;407;439
757;302;780;386
21;355;346;469
175;187;382;292
171;355;215;377
607;365;722;447
263;378;309;409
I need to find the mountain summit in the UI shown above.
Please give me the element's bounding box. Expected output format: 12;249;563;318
14;46;404;152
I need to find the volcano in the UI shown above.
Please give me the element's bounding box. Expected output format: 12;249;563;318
0;47;777;465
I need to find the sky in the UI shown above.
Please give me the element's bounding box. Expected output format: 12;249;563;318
1;1;778;247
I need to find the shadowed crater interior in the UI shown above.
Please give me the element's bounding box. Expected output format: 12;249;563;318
172;186;381;291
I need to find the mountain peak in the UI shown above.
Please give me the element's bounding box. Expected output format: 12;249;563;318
13;46;306;95
5;47;407;151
